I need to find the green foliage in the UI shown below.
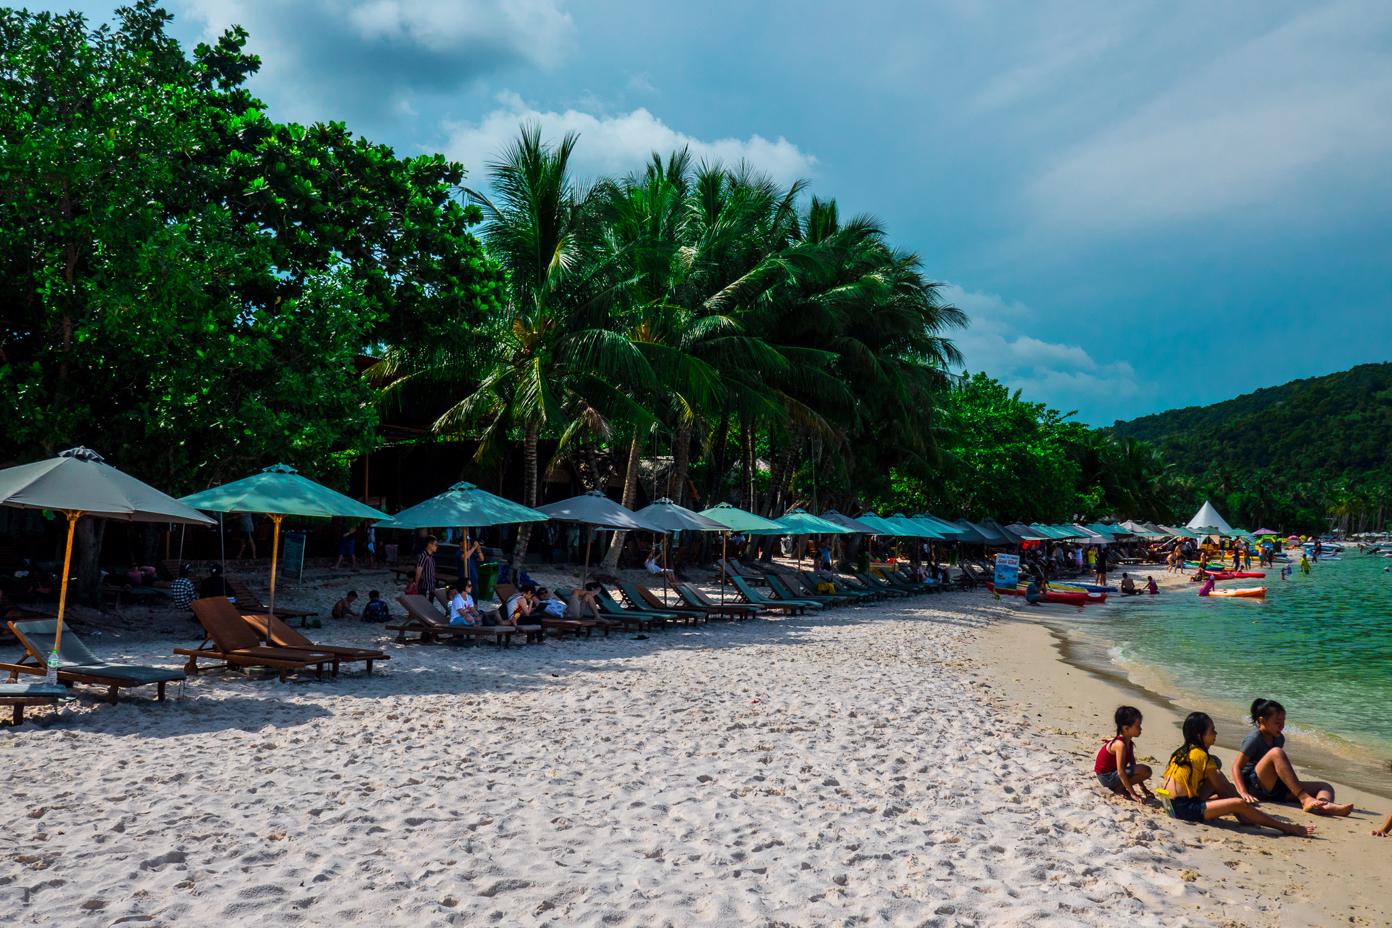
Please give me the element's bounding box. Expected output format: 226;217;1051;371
0;2;501;491
1111;363;1392;531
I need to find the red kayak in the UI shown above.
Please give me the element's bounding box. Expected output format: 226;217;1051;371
1204;570;1267;580
987;583;1106;605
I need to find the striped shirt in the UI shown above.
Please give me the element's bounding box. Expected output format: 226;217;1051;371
416;550;436;598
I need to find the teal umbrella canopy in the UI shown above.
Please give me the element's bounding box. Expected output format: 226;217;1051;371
887;513;941;538
377;482;547;529
696;503;784;533
854;512;911;536
179;464;387;520
774;508;853;535
634;498;727;533
819;510;878;533
912;513;967;537
537;490;660;531
0;447;214;525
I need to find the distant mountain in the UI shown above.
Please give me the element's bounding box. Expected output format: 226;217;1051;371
1111;363;1392;530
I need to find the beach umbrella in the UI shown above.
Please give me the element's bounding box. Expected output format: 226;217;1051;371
537;491;662;584
1186;500;1233;536
0;447;215;677
697;503;785;605
376;482;548;529
632;498;726;602
179;465;387;634
914;513;969;538
853;512;911;536
819;510;878;534
1251;527;1280;537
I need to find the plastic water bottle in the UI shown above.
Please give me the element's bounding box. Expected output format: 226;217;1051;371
46;649;59;685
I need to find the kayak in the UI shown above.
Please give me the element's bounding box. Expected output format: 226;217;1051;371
1204;570;1266;579
1205;586;1267;599
987;583;1106;605
1051;581;1118;593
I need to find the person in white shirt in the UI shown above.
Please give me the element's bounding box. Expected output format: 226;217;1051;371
448;580;481;626
644;548;677;583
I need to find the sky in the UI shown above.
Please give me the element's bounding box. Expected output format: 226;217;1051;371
37;0;1392;424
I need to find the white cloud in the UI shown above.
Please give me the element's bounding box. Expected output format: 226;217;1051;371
440;93;817;185
944;283;1139;418
1027;1;1392;234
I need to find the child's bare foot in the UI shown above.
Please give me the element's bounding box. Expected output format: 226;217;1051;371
1281;821;1317;838
1301;797;1354;817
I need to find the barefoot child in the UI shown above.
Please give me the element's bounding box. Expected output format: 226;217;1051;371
1231;698;1354;816
1094;706;1154;802
1161;712;1315;837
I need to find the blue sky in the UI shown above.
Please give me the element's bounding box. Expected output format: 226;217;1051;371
42;0;1392;424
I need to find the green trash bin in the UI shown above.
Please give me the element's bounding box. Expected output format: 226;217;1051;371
476;561;501;601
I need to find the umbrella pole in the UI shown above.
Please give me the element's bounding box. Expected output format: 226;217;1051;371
582;527;592;586
266;513;283;641
720;532;727;608
662;532;670;605
49;511;81;681
218;512;225;577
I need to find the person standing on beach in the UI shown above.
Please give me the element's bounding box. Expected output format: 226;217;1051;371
235;511;257;559
1161;712;1314;837
413;535;438;602
1094;546;1109;586
1230;699;1354;816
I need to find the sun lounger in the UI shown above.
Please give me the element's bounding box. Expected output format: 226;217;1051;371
675;584;761;619
721;559;767;585
388;593;531;646
550;588;631;633
873;567;930;594
241;611;390;673
555;588;659;631
226;577;316;626
729;575;808;615
806;571;880;602
494;583;601;638
4;618;186;703
791;571;866;606
594;590;682;627
178;598;338;680
619;582;705;624
0;681;70;725
761;574;829;609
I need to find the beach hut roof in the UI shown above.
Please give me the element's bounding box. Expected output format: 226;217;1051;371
1186;500;1233;535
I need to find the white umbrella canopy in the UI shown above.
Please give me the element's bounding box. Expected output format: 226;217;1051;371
0;447;215;676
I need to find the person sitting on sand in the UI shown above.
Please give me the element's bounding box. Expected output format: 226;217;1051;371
1231;698;1354;817
1146;576;1159;595
361;590;391;623
447;580;481;626
1095;706;1154;802
1120;573;1138;596
644;549;677;583
331;590;358;619
1161;712;1314;837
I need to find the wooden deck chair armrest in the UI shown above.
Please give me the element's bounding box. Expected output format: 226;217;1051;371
0;661;46;678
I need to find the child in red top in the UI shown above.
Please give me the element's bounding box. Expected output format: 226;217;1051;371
1094;706;1154;803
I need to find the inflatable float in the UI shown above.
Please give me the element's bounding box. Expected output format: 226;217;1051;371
1204;570;1266;580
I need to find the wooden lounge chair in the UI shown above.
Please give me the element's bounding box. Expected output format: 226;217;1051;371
760;575;828;609
855;570;910;597
4;618;186;703
388;594;530;646
675;584;761;620
594;590;682;627
494;584;601;638
787;572;862;607
872;567;929;595
178;598;338;680
226;577;316;626
729;576;807;615
555;588;659;631
0;681;70;725
804;571;880;602
241;611;390;673
619;582;705;624
721;559;767;585
549;588;629;633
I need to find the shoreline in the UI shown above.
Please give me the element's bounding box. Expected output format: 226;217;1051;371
965;598;1392;925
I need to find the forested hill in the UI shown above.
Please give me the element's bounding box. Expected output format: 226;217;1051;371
1112;363;1392;484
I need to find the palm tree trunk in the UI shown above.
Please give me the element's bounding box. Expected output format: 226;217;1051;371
741;420;754;509
669;422;692;505
601;428;643;570
512;422;540;566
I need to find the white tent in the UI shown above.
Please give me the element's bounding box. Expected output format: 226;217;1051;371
1186;500;1233;535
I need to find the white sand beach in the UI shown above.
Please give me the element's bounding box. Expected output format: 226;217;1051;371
2;566;1388;927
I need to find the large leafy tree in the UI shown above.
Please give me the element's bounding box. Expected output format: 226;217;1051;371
0;2;501;595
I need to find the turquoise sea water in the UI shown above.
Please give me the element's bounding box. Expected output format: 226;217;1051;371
1059;553;1392;764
